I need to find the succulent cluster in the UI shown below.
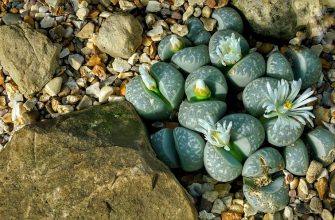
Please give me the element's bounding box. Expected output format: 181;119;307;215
125;7;335;214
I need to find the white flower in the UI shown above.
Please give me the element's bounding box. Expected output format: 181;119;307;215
193;79;211;100
262;79;317;129
215;33;242;66
197;118;233;150
139;64;158;93
170;35;184;52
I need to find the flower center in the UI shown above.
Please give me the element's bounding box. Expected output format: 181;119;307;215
283;101;293;110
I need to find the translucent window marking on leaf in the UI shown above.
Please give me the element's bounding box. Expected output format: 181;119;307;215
262;79;317;129
139;64;159;94
197;118;233;150
193;79;211;100
215;33;242;66
170;35;184;52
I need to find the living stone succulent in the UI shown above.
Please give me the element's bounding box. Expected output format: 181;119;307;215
125;62;184;120
125;6;335;214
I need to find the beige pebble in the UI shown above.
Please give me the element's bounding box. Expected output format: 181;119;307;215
193;7;202;17
290;177;299;190
202;6;212;18
170;23;188;37
200;17;217;31
297;178;309;199
306;160;324;183
321;209;333;220
183;6;194;21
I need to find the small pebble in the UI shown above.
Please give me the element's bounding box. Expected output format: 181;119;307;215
86;82;100;98
76;7;89;20
202;6;212;18
193;7;202;17
221;211;242;220
297;178;309;199
128;53;140;65
321;209;333;220
59;48;70;58
146;1;161;12
310;197;323;214
283;206;294;220
315;177;328;200
76;95;93;110
183;6;194;21
44;77;63;97
306;160;324;183
290;177;299;190
112;58;132;73
40;16;55;28
170;23;188;37
211;198;227;214
76;22;95;39
200;17;216;31
198;210;216;220
98;86;114;103
202;191;219;203
68;54;84;70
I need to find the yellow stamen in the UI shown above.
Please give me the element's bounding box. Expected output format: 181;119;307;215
284;101;293;110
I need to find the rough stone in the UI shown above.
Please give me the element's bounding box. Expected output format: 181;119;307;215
306;160;324;183
96;13;143;59
44;77;63;96
0;102;197;219
310;197;323;214
76;22;95;39
231;0;323;39
0;23;61;98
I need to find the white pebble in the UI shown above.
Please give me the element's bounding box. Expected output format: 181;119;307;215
86;82;100;98
59;48;70;58
76;7;89;20
128;53;140;65
283;206;293;220
39;6;49;13
139;53;151;63
112;58;132;73
68;54;84;70
40;16;55;28
98;86;114;103
146;1;161;12
211;199;226;214
76;95;92;110
44;77;63;96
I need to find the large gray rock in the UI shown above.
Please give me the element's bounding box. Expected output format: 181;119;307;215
96;13;143;59
0;101;197;220
231;0;322;39
0;23;61;98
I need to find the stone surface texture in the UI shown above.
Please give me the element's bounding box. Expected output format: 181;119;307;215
0;23;61;98
231;0;322;39
0;101;197;220
96;13;143;59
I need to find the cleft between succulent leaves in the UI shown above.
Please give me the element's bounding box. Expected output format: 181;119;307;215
215;33;242;66
139;64;159;94
197;118;245;162
193;79;211;100
170;35;185;52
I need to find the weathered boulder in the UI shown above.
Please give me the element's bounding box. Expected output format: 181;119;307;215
0;101;197;219
0;23;61;98
95;13;143;59
231;0;323;39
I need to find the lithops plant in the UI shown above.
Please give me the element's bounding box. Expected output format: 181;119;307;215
125;62;184;120
283;139;309;176
212;7;244;33
198;113;265;182
209;29;249;69
305;128;335;166
284;46;322;89
266;51;294;81
226;52;266;88
243;176;289;213
151;128;180;168
171;44;210;74
184;65;228;101
178;100;226;131
150;126;205;172
158;35;192;61
262;79;317;146
242;147;288;213
185;17;211;45
243;77;279;117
